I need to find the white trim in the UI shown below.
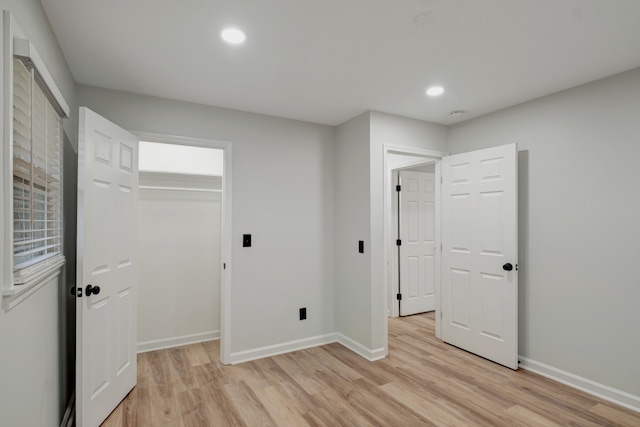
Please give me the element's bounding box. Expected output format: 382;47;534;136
336;333;386;361
389;169;400;318
519;356;640;413
229;333;337;365
2;261;64;311
2;11;12;292
2;11;17;293
434;160;442;340
3;12;68;297
13;37;70;117
131;131;233;365
133;131;226;149
225;332;388;365
220;144;232;365
385;144;448;159
137;331;220;354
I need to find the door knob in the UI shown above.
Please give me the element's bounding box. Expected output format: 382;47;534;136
503;263;513;271
86;284;101;296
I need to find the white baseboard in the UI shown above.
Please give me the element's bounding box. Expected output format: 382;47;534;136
519;356;640;413
228;332;389;365
229;333;337;364
138;330;388;365
336;333;386;362
137;330;220;353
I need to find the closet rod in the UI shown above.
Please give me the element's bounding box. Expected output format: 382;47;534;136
139;185;221;193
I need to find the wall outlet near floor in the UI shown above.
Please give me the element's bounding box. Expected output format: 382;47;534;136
299;307;307;320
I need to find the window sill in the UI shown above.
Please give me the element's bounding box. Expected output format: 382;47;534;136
2;256;66;311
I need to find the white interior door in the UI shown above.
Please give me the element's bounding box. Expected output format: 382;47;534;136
398;170;436;316
76;107;139;426
441;143;518;369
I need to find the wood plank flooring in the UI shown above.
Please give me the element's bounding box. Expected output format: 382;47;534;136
102;313;640;426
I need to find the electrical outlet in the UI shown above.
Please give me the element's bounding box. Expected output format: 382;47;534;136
299;307;307;320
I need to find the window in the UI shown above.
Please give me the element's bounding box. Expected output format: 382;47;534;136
11;57;64;284
2;15;70;300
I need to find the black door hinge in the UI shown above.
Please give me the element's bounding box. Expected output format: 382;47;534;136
223;263;226;270
396;239;401;246
396;185;401;192
397;293;402;301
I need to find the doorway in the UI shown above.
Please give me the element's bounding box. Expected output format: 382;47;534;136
136;140;224;353
382;145;446;356
133;132;233;364
382;143;519;370
394;163;437;316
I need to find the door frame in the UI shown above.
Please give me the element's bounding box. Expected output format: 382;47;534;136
134;131;233;364
382;144;447;346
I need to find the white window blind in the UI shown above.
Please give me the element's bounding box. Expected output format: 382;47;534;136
12;57;64;283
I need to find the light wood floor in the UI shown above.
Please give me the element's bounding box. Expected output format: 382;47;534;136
102;313;640;426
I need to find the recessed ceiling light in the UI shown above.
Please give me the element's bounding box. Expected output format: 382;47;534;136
426;86;444;97
221;28;246;45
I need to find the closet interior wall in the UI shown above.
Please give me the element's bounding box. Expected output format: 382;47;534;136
137;170;222;353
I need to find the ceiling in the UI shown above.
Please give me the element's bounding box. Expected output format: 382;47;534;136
40;0;640;126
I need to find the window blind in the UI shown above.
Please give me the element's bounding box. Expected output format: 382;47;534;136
12;58;63;282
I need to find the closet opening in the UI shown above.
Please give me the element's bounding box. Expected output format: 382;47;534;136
136;140;225;354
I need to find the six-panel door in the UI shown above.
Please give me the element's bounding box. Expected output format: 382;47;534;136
441;143;518;369
399;170;437;316
77;107;139;426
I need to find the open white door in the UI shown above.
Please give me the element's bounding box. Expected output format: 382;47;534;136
441;143;518;369
398;170;436;316
76;107;139;426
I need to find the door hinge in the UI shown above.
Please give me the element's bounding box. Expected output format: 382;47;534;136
396;184;401;192
397;293;402;301
440;311;443;319
223;263;226;270
396;239;401;246
441;176;443;184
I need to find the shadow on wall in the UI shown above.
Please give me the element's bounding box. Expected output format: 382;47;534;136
518;149;529;357
61;130;77;417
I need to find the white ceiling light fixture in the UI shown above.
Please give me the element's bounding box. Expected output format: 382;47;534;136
426;86;444;97
221;28;246;45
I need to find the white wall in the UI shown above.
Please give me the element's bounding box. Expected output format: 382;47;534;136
139;141;224;176
369;112;448;351
76;85;336;357
0;1;76;425
334;113;373;349
0;0;76;139
448;68;640;398
0;277;60;426
137;173;222;352
334;111;447;355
